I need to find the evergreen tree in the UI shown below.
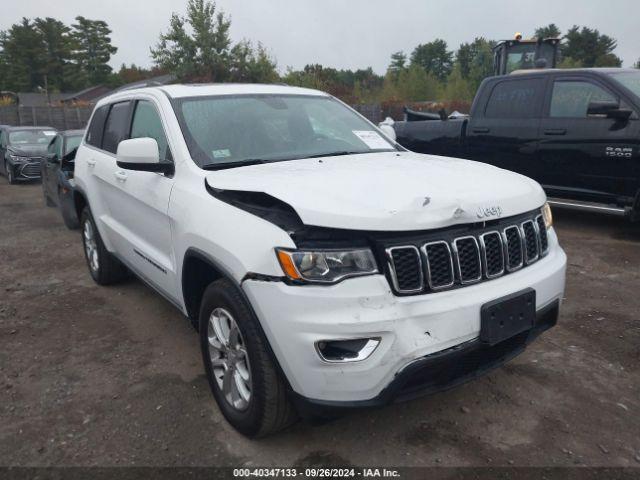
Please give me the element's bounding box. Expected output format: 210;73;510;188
71;16;118;86
534;24;562;39
34;17;76;92
410;39;453;82
152;0;277;83
562;26;621;67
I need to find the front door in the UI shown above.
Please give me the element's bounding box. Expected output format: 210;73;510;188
465;77;545;181
105;99;177;301
538;76;640;202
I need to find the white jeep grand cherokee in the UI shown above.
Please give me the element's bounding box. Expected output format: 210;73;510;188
73;84;567;437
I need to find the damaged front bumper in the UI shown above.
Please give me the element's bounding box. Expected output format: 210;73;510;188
242;230;567;405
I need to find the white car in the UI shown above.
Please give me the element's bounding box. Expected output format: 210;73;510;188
73;84;567;437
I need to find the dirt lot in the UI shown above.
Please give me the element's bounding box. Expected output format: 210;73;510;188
1;181;639;468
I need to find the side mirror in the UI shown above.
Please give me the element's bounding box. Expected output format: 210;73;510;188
46;152;59;164
116;138;174;175
587;101;632;121
378;118;397;143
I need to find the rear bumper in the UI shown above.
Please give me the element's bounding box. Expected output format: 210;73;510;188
292;300;559;415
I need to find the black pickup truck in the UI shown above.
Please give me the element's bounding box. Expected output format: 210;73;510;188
393;68;640;219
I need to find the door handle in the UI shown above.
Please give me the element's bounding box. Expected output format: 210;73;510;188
114;170;128;182
473;127;490;134
86;158;96;167
544;129;567;136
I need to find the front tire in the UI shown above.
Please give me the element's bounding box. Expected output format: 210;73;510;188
80;207;128;285
199;279;297;437
6;163;16;185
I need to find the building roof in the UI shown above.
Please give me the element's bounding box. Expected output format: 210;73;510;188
61;85;112;103
17;93;67;107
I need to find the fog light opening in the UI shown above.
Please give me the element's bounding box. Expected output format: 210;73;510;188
315;338;380;363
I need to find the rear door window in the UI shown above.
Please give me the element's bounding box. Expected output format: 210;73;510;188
485;79;544;119
550;80;617;118
102;102;131;154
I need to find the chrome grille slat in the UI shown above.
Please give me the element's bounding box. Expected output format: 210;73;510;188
479;231;505;278
535;214;549;255
452;236;482;284
503;226;524;272
385;246;424;294
385;210;550;296
421;241;455;290
521;220;539;264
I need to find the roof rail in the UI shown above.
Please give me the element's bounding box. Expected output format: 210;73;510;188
117;80;165;92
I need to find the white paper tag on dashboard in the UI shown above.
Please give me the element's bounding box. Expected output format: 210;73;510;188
352;130;390;150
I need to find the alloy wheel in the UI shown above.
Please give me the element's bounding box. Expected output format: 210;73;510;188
83;219;99;273
207;307;252;411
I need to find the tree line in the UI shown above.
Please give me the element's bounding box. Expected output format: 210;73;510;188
1;0;637;107
0;16;118;93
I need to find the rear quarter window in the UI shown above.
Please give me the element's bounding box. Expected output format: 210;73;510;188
86;105;109;148
102;102;132;154
484;79;544;119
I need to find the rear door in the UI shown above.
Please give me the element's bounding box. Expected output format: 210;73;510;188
537;75;640;201
105;98;177;300
84;101;134;254
465;77;546;181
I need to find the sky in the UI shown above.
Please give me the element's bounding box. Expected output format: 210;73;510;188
1;0;639;73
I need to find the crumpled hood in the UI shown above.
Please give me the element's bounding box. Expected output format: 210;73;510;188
8;145;48;157
205;152;546;231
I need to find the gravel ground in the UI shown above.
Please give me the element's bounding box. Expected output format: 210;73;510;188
1;181;639;468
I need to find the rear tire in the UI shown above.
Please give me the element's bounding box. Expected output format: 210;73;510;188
80;207;128;285
199;278;297;437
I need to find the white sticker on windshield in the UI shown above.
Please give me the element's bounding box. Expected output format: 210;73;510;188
352;130;390;150
43;131;56;136
212;149;231;159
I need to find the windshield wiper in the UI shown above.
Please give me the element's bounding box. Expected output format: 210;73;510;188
300;151;365;159
201;159;269;171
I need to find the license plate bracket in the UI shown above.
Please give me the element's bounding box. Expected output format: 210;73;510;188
480;288;536;346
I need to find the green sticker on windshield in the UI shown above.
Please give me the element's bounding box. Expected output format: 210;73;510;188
212;149;231;159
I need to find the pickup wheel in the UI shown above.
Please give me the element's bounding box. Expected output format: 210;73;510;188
199;279;297;437
80;207;128;285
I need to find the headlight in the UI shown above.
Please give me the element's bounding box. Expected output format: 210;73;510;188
10;155;30;163
542;202;553;229
276;248;378;284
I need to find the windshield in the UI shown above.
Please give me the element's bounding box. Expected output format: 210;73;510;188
9;129;56;145
173;94;397;168
607;71;640;98
65;135;83;155
505;43;555;73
